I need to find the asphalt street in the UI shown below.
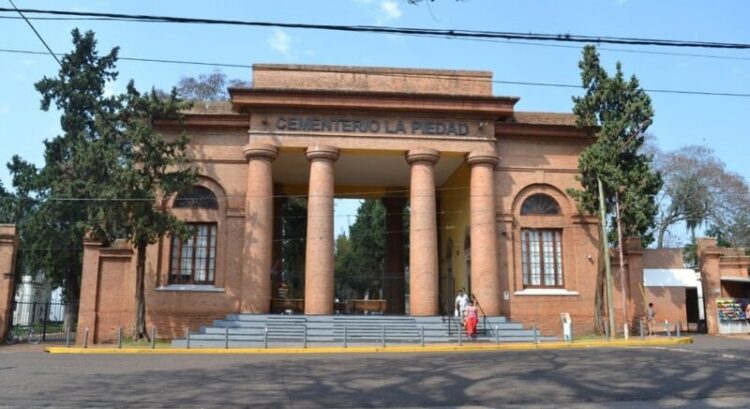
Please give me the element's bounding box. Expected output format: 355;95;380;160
1;335;749;408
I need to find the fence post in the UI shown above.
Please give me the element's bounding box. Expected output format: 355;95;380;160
623;324;629;340
676;321;681;338
264;326;268;349
224;326;229;349
186;327;191;350
533;323;538;345
495;324;500;345
639;319;644;340
664;321;671;338
381;325;386;348
83;327;89;349
420;326;425;347
42;302;49;342
65;327;71;348
117;327;122;349
150;326;156;349
343;326;348;348
458;327;463;346
303;325;307;349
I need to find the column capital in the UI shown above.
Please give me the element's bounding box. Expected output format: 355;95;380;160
466;150;499;167
406;148;440;166
243;143;279;161
306;145;340;162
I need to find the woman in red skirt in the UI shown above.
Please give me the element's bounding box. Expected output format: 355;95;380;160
465;301;479;338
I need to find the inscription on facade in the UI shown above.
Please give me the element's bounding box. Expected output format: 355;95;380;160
275;117;470;136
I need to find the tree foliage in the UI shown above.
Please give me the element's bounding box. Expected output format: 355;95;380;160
568;45;662;333
0;180;15;224
649;145;740;248
10;29;196;339
335;200;386;299
280;197;307;297
174;69;250;101
569;45;662;246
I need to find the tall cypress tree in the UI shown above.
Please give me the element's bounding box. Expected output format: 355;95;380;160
568;45;662;332
12;29;195;340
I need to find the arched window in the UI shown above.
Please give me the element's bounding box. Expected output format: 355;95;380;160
173;186;218;209
520;193;560;216
170;185;219;285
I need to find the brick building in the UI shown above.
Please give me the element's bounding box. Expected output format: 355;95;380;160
67;64;747;344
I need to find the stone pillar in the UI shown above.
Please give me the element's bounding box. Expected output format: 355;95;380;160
241;143;278;313
697;238;722;335
76;238;102;345
467;151;501;316
406;148;440;316
304;146;339;315
382;195;406;314
0;225;18;342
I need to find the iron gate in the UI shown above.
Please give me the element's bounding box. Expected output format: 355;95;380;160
6;300;79;343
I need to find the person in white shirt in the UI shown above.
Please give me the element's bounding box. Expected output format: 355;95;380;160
455;289;469;323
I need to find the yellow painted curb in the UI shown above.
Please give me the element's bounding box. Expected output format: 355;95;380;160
46;337;693;355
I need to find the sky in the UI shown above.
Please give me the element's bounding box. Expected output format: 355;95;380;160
1;0;749;238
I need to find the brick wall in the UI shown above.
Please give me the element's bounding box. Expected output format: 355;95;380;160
0;225;17;341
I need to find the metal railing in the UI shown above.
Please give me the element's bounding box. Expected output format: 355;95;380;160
7;300;78;344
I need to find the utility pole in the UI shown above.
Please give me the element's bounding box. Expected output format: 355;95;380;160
598;177;616;340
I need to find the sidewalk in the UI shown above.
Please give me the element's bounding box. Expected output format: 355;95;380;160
46;336;693;355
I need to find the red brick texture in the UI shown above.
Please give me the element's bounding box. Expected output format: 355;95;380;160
0;225;18;341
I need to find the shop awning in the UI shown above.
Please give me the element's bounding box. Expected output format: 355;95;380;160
720;276;750;284
644;268;699;287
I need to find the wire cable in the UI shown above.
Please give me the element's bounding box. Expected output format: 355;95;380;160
1;47;748;98
2;7;750;49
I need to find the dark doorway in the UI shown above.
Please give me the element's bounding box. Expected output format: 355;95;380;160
685;288;699;332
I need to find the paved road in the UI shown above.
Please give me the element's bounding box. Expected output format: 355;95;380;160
1;335;749;408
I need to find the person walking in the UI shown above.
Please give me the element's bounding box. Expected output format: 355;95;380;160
455;289;469;324
465;300;479;339
647;302;656;336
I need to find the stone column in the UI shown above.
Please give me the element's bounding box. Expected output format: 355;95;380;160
467;151;501;316
406;148;440;316
304;146;340;315
382;196;406;314
241;143;278;313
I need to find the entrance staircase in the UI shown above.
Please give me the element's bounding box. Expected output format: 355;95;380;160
171;314;556;348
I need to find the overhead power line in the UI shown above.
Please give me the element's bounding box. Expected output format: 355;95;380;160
2;7;750;50
2;48;749;98
3;14;750;62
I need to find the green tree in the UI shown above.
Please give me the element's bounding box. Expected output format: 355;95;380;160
568;45;662;332
7;28;121;311
101;84;196;340
13;29;196;340
0;180;15;223
335;200;386;299
280;197;307;297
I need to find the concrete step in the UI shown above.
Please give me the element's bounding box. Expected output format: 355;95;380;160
172;314;548;348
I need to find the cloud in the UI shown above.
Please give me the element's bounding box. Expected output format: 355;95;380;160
0;104;9;115
379;0;403;21
616;0;628;5
354;0;404;25
268;28;293;58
